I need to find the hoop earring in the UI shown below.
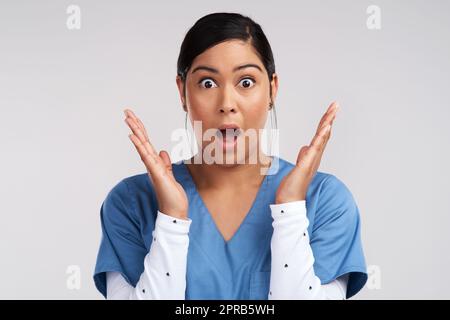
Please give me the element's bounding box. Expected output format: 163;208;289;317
268;103;278;156
184;111;195;157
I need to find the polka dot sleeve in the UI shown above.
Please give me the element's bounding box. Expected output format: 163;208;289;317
106;210;192;299
268;200;348;300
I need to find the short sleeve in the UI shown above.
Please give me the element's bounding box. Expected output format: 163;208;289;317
93;179;147;298
310;174;368;299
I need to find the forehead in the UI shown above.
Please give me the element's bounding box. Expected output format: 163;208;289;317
189;39;264;74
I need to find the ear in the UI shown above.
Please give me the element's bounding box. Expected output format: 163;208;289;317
270;73;279;104
176;75;187;112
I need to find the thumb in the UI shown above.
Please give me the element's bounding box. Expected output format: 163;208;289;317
296;146;309;166
159;150;173;173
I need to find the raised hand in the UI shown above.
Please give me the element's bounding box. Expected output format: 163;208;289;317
275;101;339;203
124;109;189;220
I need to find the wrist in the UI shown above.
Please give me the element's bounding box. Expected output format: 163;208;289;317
158;208;188;220
275;197;305;204
172;214;189;221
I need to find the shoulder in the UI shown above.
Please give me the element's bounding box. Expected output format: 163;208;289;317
104;173;149;206
315;172;356;205
308;171;361;232
276;157;354;199
273;157;361;234
101;172;157;224
274;157;347;189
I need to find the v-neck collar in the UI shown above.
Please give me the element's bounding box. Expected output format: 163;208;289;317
178;156;278;246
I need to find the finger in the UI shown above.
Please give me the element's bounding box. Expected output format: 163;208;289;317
315;111;336;140
316;103;338;132
306;112;335;173
124;108;137;119
124;109;149;141
159;150;173;172
136;118;149;141
310;124;332;152
129;115;154;154
124;117;149;148
299;125;330;170
124;117;158;157
129;134;169;182
326;101;338;114
316;102;336;129
128;133;158;172
316;102;339;133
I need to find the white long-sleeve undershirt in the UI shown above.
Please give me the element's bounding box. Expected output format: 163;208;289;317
105;201;348;300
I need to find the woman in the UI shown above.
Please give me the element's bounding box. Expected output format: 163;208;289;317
93;12;367;300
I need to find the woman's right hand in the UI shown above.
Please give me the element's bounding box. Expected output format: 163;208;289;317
124;109;189;220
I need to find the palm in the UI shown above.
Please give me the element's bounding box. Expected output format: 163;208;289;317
124;109;189;219
275;102;339;204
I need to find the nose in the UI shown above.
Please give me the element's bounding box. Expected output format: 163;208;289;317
219;86;237;114
220;105;236;113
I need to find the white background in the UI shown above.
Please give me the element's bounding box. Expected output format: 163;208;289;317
1;0;449;299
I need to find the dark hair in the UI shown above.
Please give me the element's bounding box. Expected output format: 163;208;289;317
177;12;276;99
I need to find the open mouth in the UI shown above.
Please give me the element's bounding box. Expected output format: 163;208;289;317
216;128;241;140
215;127;242;150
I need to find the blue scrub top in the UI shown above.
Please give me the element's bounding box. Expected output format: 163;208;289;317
93;156;368;299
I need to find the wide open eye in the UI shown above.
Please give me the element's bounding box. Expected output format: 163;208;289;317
238;78;255;89
199;78;218;89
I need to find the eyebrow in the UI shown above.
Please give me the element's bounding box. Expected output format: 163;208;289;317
191;63;263;74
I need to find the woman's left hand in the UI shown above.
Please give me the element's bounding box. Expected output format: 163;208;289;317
275;101;339;204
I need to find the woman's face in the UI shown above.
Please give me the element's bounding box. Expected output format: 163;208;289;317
176;39;278;165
